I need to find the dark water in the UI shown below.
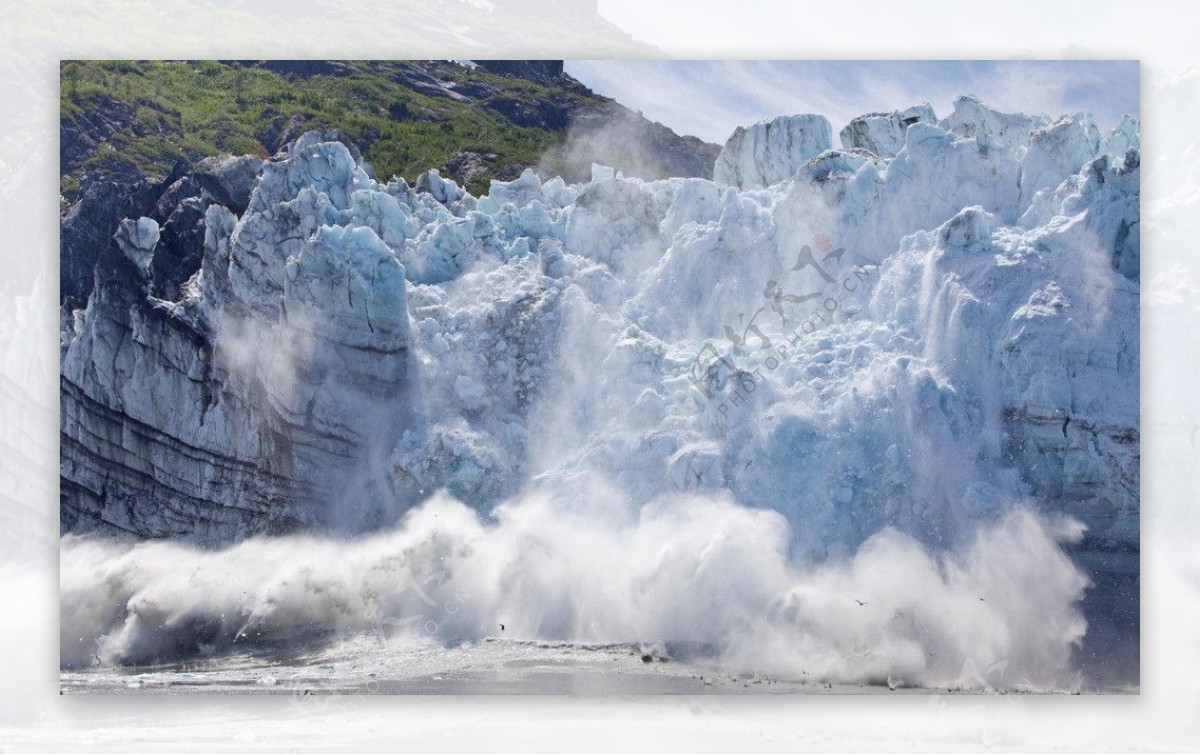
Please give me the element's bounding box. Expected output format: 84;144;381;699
1075;550;1140;690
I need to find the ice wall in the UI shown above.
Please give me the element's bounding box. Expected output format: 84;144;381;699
62;102;1140;556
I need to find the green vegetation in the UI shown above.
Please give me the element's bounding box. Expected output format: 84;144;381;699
60;60;585;196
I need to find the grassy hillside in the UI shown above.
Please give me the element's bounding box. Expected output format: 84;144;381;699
60;60;598;196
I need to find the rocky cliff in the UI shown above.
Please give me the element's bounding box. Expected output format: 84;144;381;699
59;60;720;199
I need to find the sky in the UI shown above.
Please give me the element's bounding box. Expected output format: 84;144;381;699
563;60;1140;145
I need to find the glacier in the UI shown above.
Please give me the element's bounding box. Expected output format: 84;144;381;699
59;95;1139;688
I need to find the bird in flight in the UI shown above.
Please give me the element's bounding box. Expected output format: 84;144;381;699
499;623;505;632
855;599;867;607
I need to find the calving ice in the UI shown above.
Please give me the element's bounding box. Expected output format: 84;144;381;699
57;60;1139;694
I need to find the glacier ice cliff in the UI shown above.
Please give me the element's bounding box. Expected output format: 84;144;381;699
60;99;1139;574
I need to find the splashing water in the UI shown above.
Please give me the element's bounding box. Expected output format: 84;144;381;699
61;495;1088;690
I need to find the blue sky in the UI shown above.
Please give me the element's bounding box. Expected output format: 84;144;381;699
564;61;1139;145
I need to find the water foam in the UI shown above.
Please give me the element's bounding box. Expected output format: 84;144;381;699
61;494;1087;690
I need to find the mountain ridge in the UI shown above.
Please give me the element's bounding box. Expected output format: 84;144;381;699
59;59;720;198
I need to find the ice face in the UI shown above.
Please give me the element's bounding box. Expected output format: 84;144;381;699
1020;113;1102;205
839;103;938;158
63;103;1140;552
713;114;833;189
939;94;1048;155
1102;114;1140;158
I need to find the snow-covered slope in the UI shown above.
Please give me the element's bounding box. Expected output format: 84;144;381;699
61;99;1139;555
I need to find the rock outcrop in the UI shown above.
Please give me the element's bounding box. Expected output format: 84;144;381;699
474;59;565;84
60;60;723;202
